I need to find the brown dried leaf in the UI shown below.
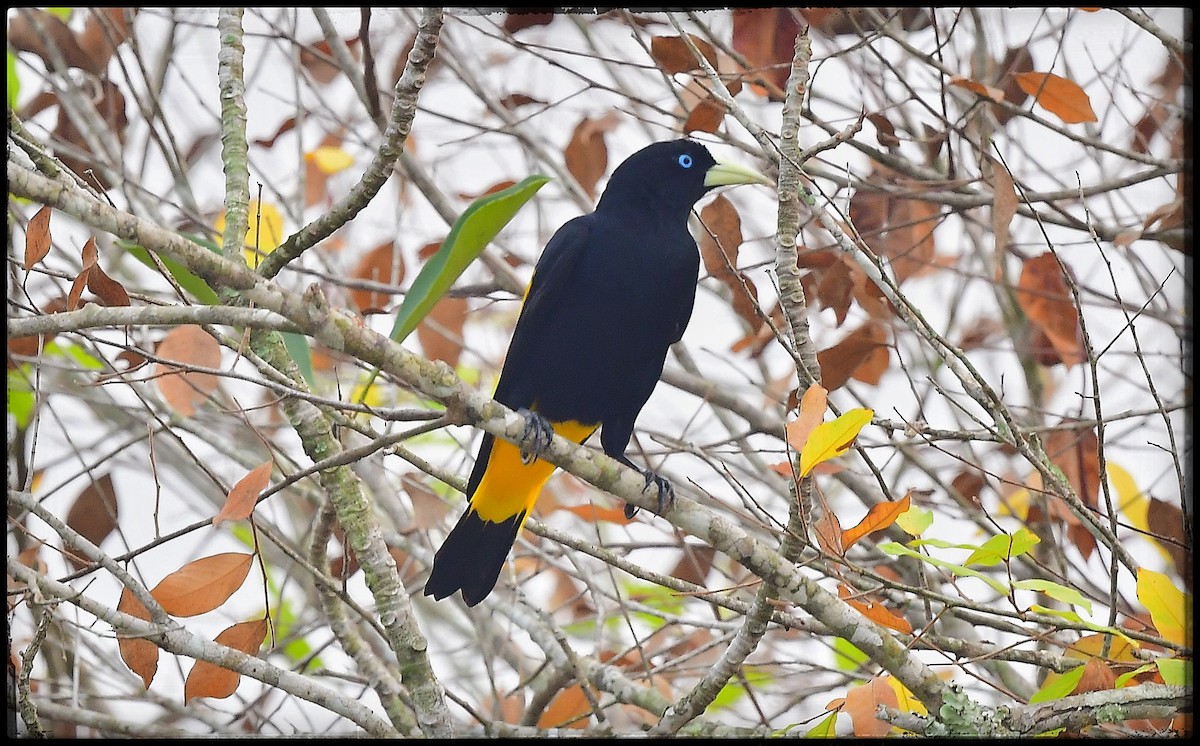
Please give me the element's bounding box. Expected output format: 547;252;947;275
1045;423;1101;509
254;116;297;149
8;9;97;72
504;11;555;34
402;472;450;530
866;112;901;149
698;196;759;333
815;254;854;326
349;242;405;314
64;473;119;570
184;618;268;703
949;75;1005;103
989;155;1019;255
1146;497;1191;588
1015;252;1085;366
154;325;222;417
77;8;136;74
299;36;360;85
86;261;130;307
802;8;930;37
813;511;844;557
668;545;716;586
150;553;254;617
499;93;546;110
117;587;158;689
564;113;621;200
994;46;1036;125
817;322;889;391
416;294;468;368
25;206;53;269
785;384;828;453
650;34;719;74
950;470;987;509
683;97;727;135
1014;71;1097;124
213;461;272;528
732;8;800;97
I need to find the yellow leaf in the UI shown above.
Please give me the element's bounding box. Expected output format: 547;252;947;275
214;200;284;269
305;145;355;175
1108;462;1173;565
885;675;927;717
1136;567;1189;647
800;408;873;478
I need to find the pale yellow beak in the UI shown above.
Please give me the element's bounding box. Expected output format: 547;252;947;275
704;159;773;188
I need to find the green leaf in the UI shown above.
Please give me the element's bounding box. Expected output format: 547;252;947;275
281;332;316;389
7;51;19;109
964;527;1040;567
1012;578;1092;614
1029;663;1085;703
895;505;933;537
878;541;1008;595
121;241;220;305
387;175;551;344
1028;605;1138;644
46;7;73;20
804;710;839;738
1155;657;1191;687
832;637;869;672
7;366;37;429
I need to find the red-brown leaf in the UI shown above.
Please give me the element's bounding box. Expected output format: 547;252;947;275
24;205;52;269
1015;252;1085;366
64;473;119;570
564;113;622;200
650;34;719;74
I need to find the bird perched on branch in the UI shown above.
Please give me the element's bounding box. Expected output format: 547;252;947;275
424;139;770;607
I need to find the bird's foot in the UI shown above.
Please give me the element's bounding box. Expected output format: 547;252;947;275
517;408;555;465
623;468;676;520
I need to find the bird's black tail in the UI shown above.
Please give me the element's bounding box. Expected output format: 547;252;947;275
424;508;523;607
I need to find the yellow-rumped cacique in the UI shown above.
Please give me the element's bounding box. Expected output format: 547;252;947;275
424;138;770;607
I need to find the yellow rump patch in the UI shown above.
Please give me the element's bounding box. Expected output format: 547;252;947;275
471;420;596;524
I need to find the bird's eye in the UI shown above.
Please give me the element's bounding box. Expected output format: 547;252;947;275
678;154;693;168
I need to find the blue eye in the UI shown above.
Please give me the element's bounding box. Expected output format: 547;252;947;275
678;154;693;168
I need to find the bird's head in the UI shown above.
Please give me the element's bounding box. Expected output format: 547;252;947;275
597;139;770;216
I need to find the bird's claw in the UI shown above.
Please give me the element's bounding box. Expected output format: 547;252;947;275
517;408;555;465
623;469;675;519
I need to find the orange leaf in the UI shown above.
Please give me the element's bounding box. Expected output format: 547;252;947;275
785;384;828;453
838;585;913;635
24;205;53;269
840;493;911;550
844;675;899;737
154;325;222;417
949;75;1004;103
538;683;591;729
799;408;873;478
1014;71;1097;124
150;552;254;617
560;501;635;526
117;587;159;689
213;461;272;527
184;618;268;703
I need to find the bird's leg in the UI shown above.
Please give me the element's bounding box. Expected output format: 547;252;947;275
614;454;676;519
516;408;555;465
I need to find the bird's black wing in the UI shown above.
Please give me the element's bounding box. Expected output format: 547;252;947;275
491;215;592;408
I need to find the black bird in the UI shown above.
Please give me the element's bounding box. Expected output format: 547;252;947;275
424;139;769;607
